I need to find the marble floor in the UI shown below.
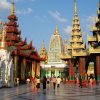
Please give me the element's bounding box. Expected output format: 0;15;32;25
0;83;100;100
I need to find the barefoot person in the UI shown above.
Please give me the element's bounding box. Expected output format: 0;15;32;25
52;76;57;90
57;76;61;88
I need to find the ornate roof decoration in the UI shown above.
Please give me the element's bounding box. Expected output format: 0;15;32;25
12;0;15;15
0;0;43;61
54;25;59;35
88;0;100;54
61;0;87;60
70;0;86;57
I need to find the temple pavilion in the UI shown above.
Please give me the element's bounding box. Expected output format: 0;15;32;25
0;0;44;85
88;0;100;82
61;0;100;84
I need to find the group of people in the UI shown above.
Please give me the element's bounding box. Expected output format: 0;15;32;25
29;76;62;94
65;74;96;88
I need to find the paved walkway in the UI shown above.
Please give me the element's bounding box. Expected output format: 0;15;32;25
0;83;100;100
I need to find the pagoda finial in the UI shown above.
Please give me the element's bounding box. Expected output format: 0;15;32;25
97;0;100;18
72;0;80;32
54;24;59;35
0;22;7;49
99;0;100;8
11;0;15;15
74;0;77;15
29;41;32;48
42;40;45;48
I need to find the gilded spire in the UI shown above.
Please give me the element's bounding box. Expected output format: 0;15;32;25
72;0;80;33
0;22;7;49
11;0;15;15
88;0;100;53
70;0;86;56
40;40;48;63
97;0;100;15
42;40;45;49
54;24;59;35
41;40;46;51
74;0;77;15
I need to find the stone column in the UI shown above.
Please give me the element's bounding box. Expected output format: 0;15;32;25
96;55;100;82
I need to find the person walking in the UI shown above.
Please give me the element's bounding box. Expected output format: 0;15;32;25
52;76;57;90
36;76;40;92
47;76;50;89
42;76;47;94
57;76;61;88
79;75;82;88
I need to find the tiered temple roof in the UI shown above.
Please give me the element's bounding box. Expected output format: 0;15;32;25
0;0;43;61
88;0;100;53
70;0;86;57
6;0;20;46
62;0;87;60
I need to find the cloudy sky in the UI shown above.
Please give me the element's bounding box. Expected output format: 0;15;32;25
0;0;98;51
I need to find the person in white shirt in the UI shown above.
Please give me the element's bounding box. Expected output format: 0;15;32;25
57;76;61;88
26;78;30;84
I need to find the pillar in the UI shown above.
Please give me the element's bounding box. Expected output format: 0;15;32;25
21;58;26;80
36;61;40;77
69;58;75;82
32;60;35;78
96;55;100;82
79;56;86;80
14;55;18;84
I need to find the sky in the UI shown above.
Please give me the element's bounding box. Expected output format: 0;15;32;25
0;0;99;52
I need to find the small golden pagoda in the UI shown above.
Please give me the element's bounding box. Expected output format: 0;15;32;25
40;41;48;63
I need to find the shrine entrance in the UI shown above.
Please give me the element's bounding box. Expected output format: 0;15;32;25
85;55;96;80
